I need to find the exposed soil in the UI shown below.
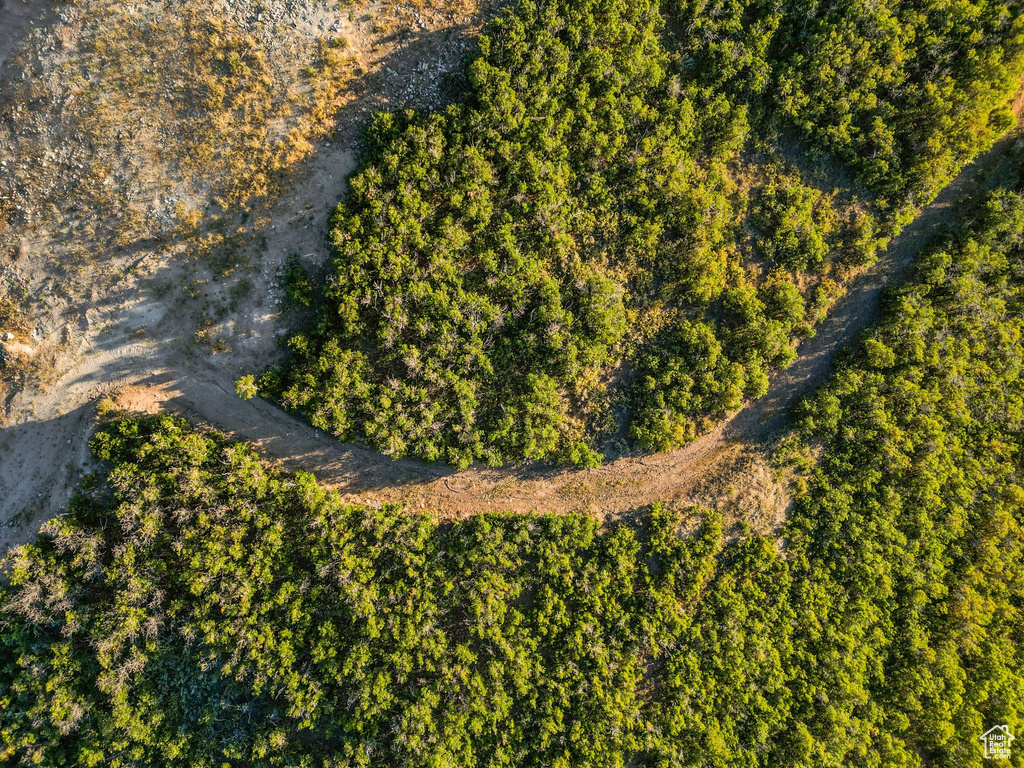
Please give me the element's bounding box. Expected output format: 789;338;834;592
0;1;54;70
6;132;1016;550
0;0;1020;551
0;0;496;547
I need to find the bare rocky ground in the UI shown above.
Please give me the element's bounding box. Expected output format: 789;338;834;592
0;0;494;547
0;1;52;69
0;0;1020;551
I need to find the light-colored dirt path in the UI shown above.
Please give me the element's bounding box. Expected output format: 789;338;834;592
105;131;1023;523
725;129;1022;441
2;125;1017;547
0;0;487;547
0;0;1018;548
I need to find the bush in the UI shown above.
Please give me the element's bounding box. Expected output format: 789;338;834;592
259;0;1024;466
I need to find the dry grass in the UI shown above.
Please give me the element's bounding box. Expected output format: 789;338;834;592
0;0;359;296
0;0;367;397
0;0;498;420
683;443;793;536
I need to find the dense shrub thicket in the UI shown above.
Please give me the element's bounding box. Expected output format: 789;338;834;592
257;0;793;468
673;0;1024;202
4;175;1024;763
773;171;1024;766
253;0;1023;467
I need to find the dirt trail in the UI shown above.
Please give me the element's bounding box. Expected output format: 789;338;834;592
0;0;489;547
2;124;1017;545
0;0;1018;548
109;132;1020;524
726;130;1022;441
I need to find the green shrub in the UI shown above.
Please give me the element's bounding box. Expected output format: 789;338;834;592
259;0;1023;467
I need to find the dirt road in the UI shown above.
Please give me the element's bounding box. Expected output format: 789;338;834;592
0;0;488;547
2;123;1017;547
80;131;1024;530
0;0;1018;548
726;129;1022;440
1;128;1015;549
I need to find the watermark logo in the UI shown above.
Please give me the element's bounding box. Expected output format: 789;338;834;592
980;725;1015;760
